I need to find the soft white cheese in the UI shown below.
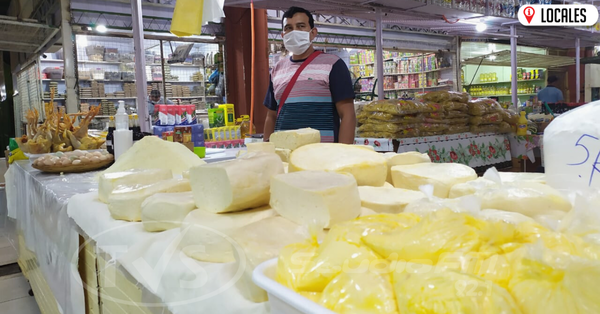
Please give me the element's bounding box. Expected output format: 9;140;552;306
384;152;431;183
391;163;477;198
189;152;284;213
141;192;196;232
178;207;276;263
103;136;205;175
107;178;191;221
246;142;276;154
98;169;173;203
358;186;426;213
269;128;321;150
270;171;362;228
275;148;292;162
289;143;388;187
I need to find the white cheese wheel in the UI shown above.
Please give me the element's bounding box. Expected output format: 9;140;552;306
289;143;387;187
103;136;205;175
141;192;196;232
178;207;275;263
230;216;323;303
246;142;276;154
98;169;173;203
108;178;191;221
270;171;362;228
358;186;426;213
270;128;321;150
275;148;291;162
391;163;477;198
384;152;431;183
190;152;284;213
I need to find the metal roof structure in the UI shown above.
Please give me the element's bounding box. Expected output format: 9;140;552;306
0;15;59;54
225;0;600;49
462;50;575;68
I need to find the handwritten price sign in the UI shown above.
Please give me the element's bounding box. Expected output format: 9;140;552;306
567;134;600;186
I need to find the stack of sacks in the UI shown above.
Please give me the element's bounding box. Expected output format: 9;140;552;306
419;90;472;136
276;207;600;314
468;98;516;134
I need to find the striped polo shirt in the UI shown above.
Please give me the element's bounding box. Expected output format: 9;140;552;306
264;52;355;143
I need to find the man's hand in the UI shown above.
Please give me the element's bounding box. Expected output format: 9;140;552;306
263;109;277;142
336;98;356;144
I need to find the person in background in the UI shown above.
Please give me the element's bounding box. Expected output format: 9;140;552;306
263;6;356;144
147;89;173;115
537;75;564;104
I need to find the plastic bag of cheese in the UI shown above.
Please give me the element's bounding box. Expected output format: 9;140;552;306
231;216;326;303
559;192;600;244
98;169;173;203
103;136;205;175
189;152;284;213
391;163;477;198
508;245;600;314
289;143;387;187
383;151;431;183
449;177;498;198
404;185;481;216
178;207;275;263
270;171;362;229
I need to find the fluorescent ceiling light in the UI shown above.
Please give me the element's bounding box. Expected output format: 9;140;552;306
96;25;107;33
476;23;488;32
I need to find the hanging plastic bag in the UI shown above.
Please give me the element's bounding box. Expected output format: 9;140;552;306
170;0;225;37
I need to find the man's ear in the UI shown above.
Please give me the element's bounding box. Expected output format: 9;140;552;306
310;27;318;41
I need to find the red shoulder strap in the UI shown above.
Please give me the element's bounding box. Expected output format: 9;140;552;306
277;51;323;116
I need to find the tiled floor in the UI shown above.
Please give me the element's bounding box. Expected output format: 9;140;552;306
0;274;40;314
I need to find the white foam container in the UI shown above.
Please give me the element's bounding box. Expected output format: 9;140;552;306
252;258;336;314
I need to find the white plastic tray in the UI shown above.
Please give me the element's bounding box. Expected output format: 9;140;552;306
252;258;337;314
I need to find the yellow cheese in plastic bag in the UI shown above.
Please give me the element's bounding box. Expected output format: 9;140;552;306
363;210;484;263
320;271;398;314
393;262;522;314
276;241;319;291
296;239;383;292
508;248;600;314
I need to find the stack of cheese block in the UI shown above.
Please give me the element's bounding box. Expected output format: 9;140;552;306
94;128;578;309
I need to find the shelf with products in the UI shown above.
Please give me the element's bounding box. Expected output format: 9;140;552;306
384;67;452;76
80;97;138;100
384;85;452;92
463;78;545;86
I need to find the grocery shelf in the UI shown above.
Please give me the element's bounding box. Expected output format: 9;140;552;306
166;81;205;84
383;67;451;76
42;98;65;101
384;85;451;92
42;79;65;82
80;97;138;100
464;79;545;86
171;96;205;99
151;63;203;68
475;93;538;97
40;59;64;63
78;60;123;65
80;79;135;83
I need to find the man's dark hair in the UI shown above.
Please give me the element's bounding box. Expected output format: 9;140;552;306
548;75;558;85
150;89;161;97
282;6;314;29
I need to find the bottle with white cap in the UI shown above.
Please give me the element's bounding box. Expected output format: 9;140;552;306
113;101;133;160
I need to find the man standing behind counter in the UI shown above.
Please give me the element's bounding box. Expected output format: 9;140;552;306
263;6;356;143
147;89;173;116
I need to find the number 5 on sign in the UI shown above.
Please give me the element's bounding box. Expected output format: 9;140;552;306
567;134;600;186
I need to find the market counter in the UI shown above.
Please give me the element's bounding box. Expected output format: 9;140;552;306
4;151;252;314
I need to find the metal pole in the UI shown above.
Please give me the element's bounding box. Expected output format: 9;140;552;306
510;25;518;109
576;37;581;103
60;0;78;114
159;39;167;102
375;8;384;100
131;0;150;132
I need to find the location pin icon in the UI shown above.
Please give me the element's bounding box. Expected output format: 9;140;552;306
524;6;535;23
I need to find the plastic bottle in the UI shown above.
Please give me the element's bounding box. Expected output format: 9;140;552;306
517;111;528;136
239;115;256;139
114;101;133;160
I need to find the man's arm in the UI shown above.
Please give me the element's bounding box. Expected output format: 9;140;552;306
336;98;356;144
263;109;277;142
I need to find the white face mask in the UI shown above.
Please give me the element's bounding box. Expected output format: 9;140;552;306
283;30;312;55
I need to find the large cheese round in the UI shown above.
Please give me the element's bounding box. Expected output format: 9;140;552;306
270;171;361;228
358;186;426;213
289;143;387;187
391;163;477;198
